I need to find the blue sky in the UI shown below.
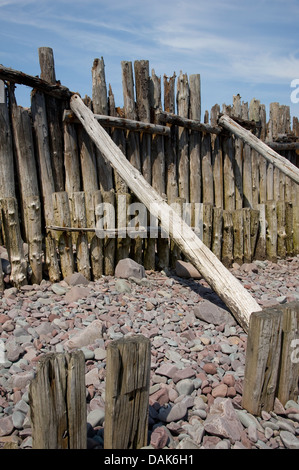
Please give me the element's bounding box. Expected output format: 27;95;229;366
1;0;299;123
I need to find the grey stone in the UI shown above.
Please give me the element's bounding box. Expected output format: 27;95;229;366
115;279;132;294
158;402;188;422
64;272;89;286
87;408;105;427
194;300;236;327
175;379;194;396
115;258;145;280
12;410;26;429
175;260;201;279
51;283;68;295
280;430;299;449
0;415;14;437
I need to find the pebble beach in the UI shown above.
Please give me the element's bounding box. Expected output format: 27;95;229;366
0;253;299;450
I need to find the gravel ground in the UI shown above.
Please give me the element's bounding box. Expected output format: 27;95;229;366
0;255;298;450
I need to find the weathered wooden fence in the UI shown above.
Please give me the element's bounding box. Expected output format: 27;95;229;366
0;47;298;290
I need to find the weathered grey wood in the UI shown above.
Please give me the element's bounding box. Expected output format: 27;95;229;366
277;302;299;405
243;208;252;263
0;64;72;100
189;74;201;206
277;201;287;259
70;93;262;331
116;193;132;264
8;88;43;283
222;135;235;211
293;204;299;254
70;192;91;280
102;189;116;275
31;90;60;282
88;190;104;278
201;133;214;205
1;197;27;288
63;118;81;195
52;192;74;279
232;209;244;264
222;210;233;267
265;201;277;262
23;196;43;285
242;307;283;415
177;71;190;201
92;57;114;194
29;351;86;449
255;204;267;260
104;335;151;449
158;110;222;134
163;73;178;205
212;207;223;260
150;68;168;270
38;47;65;192
0;102;15;199
211;104;223;208
218;114;299;184
122;60;142;264
77;126;98;193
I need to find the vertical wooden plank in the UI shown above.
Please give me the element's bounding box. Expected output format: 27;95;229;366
104;335;151;449
232;209;244;265
189;74;201;206
202;203;213;250
122;61;142;264
38;47;65;192
1;197;27;288
150;68;168;270
102;189;116;275
222;210;233;267
92;57;114;193
250;209;260;259
277;200;287;259
212;207;223;259
29;351;86;449
255;203;267;260
265;201;277;262
89;190;104;278
242;307;283;415
293;204;299;254
201;132;214;205
31;90;60;282
163;73;178;206
8;87;43;284
277;302;299;405
0;97;16;199
177;71;190;201
53;191;74;279
232;95;243;209
70;192;91;280
222;135;235;211
63;118;81;196
211;104;223;209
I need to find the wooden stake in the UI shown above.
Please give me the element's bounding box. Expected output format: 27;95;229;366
29;351;86;449
70;93;262;332
52;192;74;279
177;71;190;201
104;335;151;449
242;307;283;415
70;192;91;280
265;201;277;262
1;198;27;288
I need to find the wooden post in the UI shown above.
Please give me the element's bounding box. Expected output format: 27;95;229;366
52;192;74;279
29;351;87;449
70;192;91;280
255;204;267;260
150;68;168;270
89;190;104;278
1;198;27;288
222;135;235;211
242;307;283;415
201;132;214;205
212;207;223;260
265;201;277;262
177;71;190;202
232;209;244;265
218;113;299;184
8;87;43;284
92;57;114;193
31;90;60;282
211;104;223;209
104;335;151;449
38;47;65;192
70;93;262;332
276;302;299;405
0;99;15;199
222;210;233;267
163;73;178;206
63;118;81;196
189;74;201;206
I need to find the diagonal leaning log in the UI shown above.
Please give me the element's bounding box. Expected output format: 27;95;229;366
70;93;262;332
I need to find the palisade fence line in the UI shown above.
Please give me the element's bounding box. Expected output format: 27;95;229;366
0;47;298;291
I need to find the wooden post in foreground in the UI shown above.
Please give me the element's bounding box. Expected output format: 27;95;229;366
70;93;262;332
104;335;151;449
29;351;86;449
242;302;299;415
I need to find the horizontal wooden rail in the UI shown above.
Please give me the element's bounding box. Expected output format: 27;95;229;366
157;110;222;134
0;64;72;100
218;114;299;184
63;110;170;136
